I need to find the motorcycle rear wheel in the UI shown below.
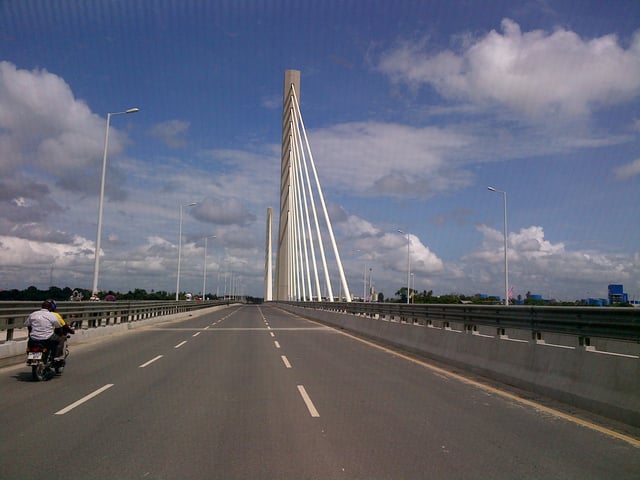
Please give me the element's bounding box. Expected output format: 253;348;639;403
32;363;54;381
32;364;46;381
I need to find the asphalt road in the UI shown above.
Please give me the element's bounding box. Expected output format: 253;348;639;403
1;304;638;479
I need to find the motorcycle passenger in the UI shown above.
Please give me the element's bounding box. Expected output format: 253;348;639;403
24;299;73;360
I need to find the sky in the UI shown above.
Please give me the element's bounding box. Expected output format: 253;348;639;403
0;0;639;301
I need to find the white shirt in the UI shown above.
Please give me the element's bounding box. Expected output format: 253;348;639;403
24;309;62;340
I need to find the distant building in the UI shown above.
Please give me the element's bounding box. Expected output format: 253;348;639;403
608;284;628;304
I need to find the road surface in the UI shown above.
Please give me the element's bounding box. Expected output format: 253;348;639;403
1;304;638;479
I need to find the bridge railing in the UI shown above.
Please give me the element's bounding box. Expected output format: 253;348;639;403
282;302;640;342
0;300;228;342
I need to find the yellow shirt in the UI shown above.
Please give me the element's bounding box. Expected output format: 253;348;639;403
53;312;66;326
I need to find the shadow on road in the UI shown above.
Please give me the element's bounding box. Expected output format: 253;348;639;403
12;371;37;382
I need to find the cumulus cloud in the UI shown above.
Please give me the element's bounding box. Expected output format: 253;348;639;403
7;223;76;244
343;215;380;239
0;233;94;270
0;176;61;224
191;197;257;226
462;224;636;299
327;204;379;238
310;121;473;197
0;61;131;198
148;120;190;148
377;19;640;120
354;231;444;276
115;236;177;276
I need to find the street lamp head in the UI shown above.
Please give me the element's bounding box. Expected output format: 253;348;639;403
487;186;497;192
125;108;140;114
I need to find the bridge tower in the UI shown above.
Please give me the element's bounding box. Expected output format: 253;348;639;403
264;207;273;301
275;70;299;301
274;70;351;302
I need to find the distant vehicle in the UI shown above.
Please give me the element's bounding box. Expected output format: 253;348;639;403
185;293;193;301
70;290;83;301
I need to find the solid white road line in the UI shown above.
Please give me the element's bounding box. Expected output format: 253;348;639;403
139;355;163;368
55;384;114;415
281;355;292;368
297;385;320;417
174;341;187;349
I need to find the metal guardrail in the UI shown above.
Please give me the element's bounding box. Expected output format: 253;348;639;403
0;300;229;342
282;302;640;342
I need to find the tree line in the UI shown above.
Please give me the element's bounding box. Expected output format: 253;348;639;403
1;286;176;302
0;286;265;304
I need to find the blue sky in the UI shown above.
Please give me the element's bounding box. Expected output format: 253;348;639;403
1;0;639;301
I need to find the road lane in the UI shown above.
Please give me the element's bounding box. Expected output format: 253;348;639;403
1;304;638;479
1;306;341;478
263;305;640;478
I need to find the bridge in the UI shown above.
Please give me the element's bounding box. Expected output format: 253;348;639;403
1;302;638;478
1;71;639;477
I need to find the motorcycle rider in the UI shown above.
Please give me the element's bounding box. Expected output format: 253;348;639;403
24;299;73;360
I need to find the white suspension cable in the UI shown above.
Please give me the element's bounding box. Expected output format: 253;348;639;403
292;97;328;301
293;113;322;301
290;91;332;300
292;132;310;301
292;123;314;300
291;86;351;302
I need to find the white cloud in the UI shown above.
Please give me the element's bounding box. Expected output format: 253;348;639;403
461;224;637;299
310;121;473;197
614;158;640;179
509;226;565;258
354;231;444;276
0;234;94;271
377;19;640;120
148;120;190;148
192;197;257;226
0;61;129;194
343;215;380;239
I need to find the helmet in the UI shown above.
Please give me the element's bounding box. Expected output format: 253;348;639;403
41;299;57;311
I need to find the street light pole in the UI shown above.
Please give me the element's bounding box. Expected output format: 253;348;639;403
411;273;415;302
92;107;139;298
397;230;411;304
488;187;509;306
176;202;198;301
202;235;216;300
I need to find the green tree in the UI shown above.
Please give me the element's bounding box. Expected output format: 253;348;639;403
395;286;409;303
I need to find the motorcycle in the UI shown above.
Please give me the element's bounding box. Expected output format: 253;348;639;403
26;333;71;381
